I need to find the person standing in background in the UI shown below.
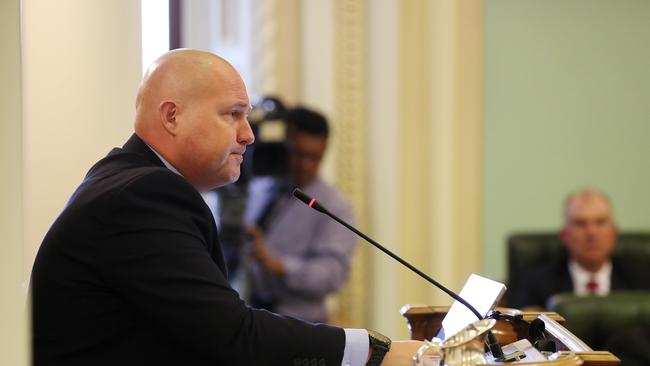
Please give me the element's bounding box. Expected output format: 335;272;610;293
244;107;358;324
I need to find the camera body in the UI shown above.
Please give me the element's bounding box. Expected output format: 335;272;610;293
245;96;291;181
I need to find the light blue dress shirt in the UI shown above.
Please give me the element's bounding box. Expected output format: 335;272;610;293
244;176;357;321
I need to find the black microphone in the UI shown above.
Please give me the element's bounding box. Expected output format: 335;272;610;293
292;188;507;360
529;318;545;340
528;318;556;356
490;311;554;358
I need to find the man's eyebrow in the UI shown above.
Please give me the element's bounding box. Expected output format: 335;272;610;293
231;102;252;113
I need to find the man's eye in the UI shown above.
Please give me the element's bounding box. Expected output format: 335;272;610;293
573;220;587;228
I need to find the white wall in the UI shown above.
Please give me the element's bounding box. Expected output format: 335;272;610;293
22;0;143;272
0;3;143;362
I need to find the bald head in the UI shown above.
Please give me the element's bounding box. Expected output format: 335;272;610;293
563;190;613;222
135;49;238;134
133;49;254;191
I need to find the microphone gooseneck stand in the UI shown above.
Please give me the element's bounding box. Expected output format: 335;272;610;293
291;188;509;361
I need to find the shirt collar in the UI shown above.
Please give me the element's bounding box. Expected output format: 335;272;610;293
568;259;612;296
144;144;182;176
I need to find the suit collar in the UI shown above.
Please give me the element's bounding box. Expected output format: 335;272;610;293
122;133;166;168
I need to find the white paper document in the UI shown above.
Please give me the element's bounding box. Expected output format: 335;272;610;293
436;273;506;340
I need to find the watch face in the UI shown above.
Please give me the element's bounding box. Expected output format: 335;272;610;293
369;330;391;345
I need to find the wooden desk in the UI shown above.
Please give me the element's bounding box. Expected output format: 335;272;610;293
400;304;620;366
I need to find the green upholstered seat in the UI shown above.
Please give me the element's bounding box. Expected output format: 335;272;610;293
506;232;650;308
546;291;650;350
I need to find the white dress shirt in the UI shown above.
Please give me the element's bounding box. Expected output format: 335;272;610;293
568;259;612;296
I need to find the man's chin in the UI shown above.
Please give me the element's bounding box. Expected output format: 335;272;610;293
198;171;240;191
580;258;607;269
226;170;241;184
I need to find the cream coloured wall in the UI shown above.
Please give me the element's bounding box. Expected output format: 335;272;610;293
367;0;403;338
344;0;487;339
1;0;28;364
299;0;483;339
3;1;143;363
22;0;143;274
301;0;336;181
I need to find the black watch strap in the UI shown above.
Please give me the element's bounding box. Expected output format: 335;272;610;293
367;330;391;366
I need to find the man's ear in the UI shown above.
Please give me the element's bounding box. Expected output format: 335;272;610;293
159;101;178;136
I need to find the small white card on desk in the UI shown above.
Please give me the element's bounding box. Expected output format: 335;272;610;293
437;274;506;340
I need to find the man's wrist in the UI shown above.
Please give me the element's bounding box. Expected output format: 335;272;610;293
366;330;391;366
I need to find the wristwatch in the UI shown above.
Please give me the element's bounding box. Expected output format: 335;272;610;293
367;330;391;366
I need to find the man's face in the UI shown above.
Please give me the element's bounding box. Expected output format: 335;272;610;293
560;196;618;270
175;69;254;191
287;133;326;187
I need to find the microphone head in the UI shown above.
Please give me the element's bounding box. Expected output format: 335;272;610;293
529;318;546;340
292;188;312;205
292;188;328;214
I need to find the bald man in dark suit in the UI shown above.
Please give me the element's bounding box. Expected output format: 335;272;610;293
31;49;420;366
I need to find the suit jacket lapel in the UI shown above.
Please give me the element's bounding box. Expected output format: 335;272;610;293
610;258;630;290
558;264;574;293
119;133;229;277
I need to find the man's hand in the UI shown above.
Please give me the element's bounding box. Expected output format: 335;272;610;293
380;341;423;366
248;225;286;276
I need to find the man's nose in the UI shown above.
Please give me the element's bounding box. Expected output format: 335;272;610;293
239;120;255;145
584;224;601;238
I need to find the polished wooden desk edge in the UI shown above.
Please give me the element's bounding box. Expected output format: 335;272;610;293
400;304;566;323
487;352;583;366
574;352;620;366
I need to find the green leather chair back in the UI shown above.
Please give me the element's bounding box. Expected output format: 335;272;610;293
546;291;650;350
506;232;650;307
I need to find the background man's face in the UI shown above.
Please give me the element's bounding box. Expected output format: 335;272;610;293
287;133;326;187
561;195;618;270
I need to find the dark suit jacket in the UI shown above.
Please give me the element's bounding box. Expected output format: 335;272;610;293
511;252;650;309
31;134;345;366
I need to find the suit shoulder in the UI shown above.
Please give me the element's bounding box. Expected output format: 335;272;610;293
109;168;208;219
86;148;194;195
87;151;179;185
612;258;650;289
116;167;194;195
67;153;205;224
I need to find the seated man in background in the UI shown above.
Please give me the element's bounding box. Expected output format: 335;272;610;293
244;107;357;323
513;189;650;309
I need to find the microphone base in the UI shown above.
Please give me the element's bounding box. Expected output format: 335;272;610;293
487;339;548;363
